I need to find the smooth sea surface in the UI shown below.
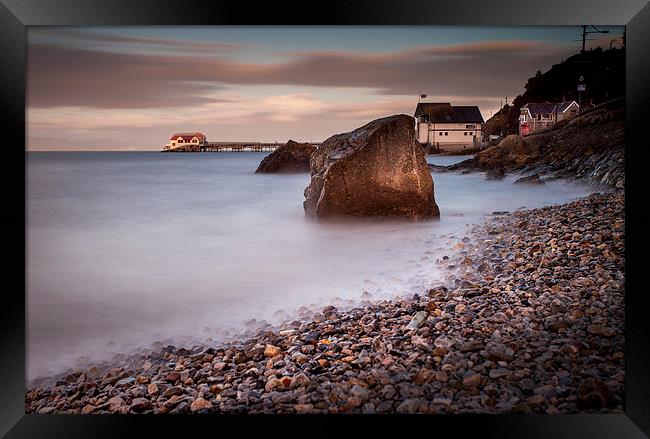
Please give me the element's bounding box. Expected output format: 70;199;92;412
27;152;594;380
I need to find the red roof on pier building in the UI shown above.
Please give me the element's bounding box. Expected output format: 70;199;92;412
169;132;206;141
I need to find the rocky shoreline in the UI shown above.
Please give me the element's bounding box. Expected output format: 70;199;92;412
441;144;624;190
25;192;625;414
442;98;625;190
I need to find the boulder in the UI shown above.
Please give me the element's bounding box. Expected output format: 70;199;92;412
514;173;544;185
485;167;506;180
473;134;543;170
303;115;439;220
255;140;316;173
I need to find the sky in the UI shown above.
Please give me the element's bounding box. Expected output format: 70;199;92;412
27;26;624;151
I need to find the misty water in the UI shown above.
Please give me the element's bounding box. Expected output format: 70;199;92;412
27;152;595;381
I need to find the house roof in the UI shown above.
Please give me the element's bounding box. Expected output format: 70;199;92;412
553;101;578;113
452;106;485;123
521;103;557;118
170;132;206;141
414;103;484;123
522;101;578;117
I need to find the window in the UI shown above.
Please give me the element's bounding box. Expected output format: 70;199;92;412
444;132;448;136
464;132;467;136
179;139;183;143
439;132;443;136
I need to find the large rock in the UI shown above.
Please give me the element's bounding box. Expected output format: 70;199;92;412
255;140;316;173
473;134;543;170
303;115;439;220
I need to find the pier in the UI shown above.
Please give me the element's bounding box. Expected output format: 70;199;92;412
161;142;320;152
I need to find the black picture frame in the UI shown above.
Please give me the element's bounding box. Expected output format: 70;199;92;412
2;0;649;437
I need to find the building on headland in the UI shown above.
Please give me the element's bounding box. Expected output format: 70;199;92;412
165;132;207;151
519;101;579;135
414;102;485;153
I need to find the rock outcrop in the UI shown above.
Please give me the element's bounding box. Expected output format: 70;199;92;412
474;134;543;170
303;115;439;220
513;173;544;185
552;144;624;189
485;168;506;180
255;140;316;173
449;98;625;189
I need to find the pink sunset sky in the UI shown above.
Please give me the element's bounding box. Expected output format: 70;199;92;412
26;26;624;151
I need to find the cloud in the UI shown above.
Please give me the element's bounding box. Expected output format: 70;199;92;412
28;38;577;110
27;44;231;108
29;28;250;53
264;40;567;96
28;92;330;132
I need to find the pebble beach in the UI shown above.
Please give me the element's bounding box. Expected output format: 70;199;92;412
25;191;625;415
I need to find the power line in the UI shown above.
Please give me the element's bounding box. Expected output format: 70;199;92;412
575;25;609;53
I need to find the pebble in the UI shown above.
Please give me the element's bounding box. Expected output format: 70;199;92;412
107;396;124;411
463;372;482;388
163;386;183;398
115;377;135;386
351;385;370;401
147;383;159;395
130;398;152;412
405;311;428;330
289;373;310;389
486;345;514;363
264;344;282;357
24;193;624;415
190;398;213;412
489;369;512;379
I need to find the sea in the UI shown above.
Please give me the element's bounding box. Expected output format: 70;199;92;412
26;151;595;381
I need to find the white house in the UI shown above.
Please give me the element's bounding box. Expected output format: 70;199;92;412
519;101;579;135
166;132;207;150
414;103;484;152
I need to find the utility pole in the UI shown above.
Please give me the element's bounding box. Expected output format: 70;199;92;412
579;25;610;53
